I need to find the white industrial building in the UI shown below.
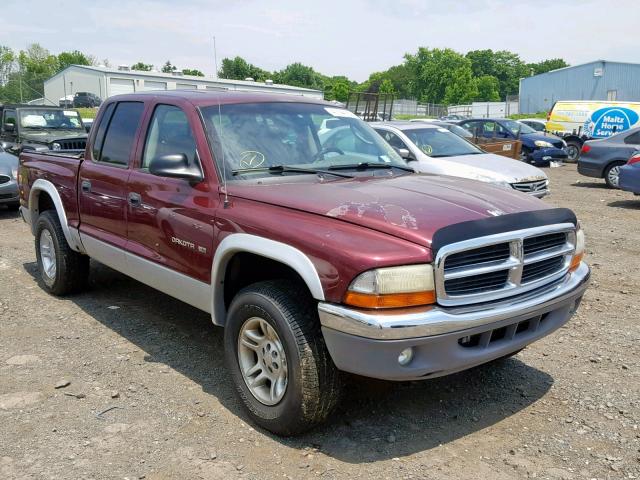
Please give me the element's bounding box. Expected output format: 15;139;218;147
43;65;323;105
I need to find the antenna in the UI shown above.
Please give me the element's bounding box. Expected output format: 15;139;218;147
213;36;230;208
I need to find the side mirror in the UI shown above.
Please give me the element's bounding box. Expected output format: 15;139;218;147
4;123;15;133
149;153;203;182
397;148;415;160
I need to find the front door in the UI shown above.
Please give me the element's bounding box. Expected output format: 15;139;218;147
126;103;217;285
78;101;145;251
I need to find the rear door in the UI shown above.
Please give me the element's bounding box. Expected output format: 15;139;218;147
126;101;217;285
78;101;145;251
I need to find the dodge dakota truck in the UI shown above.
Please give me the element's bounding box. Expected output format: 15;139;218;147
18;91;590;435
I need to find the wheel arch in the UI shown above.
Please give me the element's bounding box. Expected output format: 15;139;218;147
28;179;84;253
211;234;325;326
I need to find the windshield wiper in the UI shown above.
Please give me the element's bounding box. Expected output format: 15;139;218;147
231;165;354;178
328;162;414;172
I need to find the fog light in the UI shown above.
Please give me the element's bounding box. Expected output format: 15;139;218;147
398;347;414;366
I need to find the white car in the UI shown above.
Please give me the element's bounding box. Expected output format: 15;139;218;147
518;118;547;133
371;122;550;197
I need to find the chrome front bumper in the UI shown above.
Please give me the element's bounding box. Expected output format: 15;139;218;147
318;262;590;341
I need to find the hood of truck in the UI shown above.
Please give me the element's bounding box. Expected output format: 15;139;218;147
227;173;550;248
418;153;548;183
20;129;87;145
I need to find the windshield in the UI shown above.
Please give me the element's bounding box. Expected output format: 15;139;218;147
18;109;84;130
200;102;407;180
445;124;474;139
402;127;483;157
501;119;536;135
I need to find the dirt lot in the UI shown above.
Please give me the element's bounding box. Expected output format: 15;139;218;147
1;164;639;480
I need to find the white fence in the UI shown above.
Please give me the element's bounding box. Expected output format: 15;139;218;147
448;100;519;118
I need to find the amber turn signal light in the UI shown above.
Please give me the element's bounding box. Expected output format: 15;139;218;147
343;290;436;309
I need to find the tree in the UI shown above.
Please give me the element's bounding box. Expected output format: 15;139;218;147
275;63;324;90
219;56;270;81
475;75;500;102
131;61;153;71
528;58;569;76
0;45;15;86
466;49;529;99
182;68;204;77
379;79;395;95
57;50;94;70
405;47;476;104
161;61;176;73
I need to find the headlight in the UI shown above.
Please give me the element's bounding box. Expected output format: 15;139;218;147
569;225;585;272
534;140;553;148
52;142;61;151
466;173;511;189
11;167;18;180
344;264;436;309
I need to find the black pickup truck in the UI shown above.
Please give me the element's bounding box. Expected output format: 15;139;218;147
0;104;88;155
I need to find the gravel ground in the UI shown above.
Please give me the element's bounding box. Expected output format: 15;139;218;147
0;164;638;480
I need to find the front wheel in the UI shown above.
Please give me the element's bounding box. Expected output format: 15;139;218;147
224;280;342;435
604;161;625;189
35;210;89;295
565;141;581;163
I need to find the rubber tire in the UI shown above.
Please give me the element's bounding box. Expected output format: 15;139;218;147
224;280;342;435
565;141;581;163
34;210;90;295
604;161;625;189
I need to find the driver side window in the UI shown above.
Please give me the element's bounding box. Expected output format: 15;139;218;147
142;105;197;169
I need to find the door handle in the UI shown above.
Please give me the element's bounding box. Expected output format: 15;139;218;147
81;180;91;193
128;192;142;207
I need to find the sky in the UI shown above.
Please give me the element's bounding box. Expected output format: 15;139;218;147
2;0;639;82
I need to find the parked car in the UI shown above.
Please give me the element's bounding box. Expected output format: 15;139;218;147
19;91;589;435
73;92;102;108
546;101;640;162
519;119;547;132
618;152;640;195
577;127;640;188
372;122;549;197
439;114;467;121
0;105;88;155
58;95;74;108
458;118;568;166
409;119;474;139
0;145;19;210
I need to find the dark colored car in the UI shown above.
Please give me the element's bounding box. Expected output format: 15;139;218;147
410;119;474;139
19;90;589;435
0;145;19;210
458;118;568;166
0;105;88;155
577;127;640;188
73;92;102;108
618;152;640;195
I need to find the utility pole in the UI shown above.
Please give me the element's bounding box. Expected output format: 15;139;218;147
213;36;219;79
19;69;23;103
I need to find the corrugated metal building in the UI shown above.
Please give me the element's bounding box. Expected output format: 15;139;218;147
519;60;640;114
43;65;323;105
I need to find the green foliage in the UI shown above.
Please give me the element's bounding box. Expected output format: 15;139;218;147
219;56;270;82
507;112;548;120
131;61;153;71
379;79;395;94
476;75;501;102
466;49;529;99
161;61;176;73
57;50;94;70
76;107;98;118
274;63;324;90
182;68;204;77
528;58;569;76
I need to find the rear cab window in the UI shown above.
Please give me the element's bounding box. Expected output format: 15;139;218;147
92;102;144;166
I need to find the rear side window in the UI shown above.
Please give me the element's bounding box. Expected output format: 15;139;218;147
91;103;115;160
624;131;640;145
96;102;144;166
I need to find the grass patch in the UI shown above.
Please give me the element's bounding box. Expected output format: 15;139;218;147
76;107;99;119
507;112;547;120
394;114;437;120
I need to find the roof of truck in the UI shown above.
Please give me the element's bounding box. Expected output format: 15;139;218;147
105;90;333;107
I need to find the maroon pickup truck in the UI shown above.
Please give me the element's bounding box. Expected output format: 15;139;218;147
18;91;590;435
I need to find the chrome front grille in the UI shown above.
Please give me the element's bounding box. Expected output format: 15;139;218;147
511;179;548;195
435;223;576;306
